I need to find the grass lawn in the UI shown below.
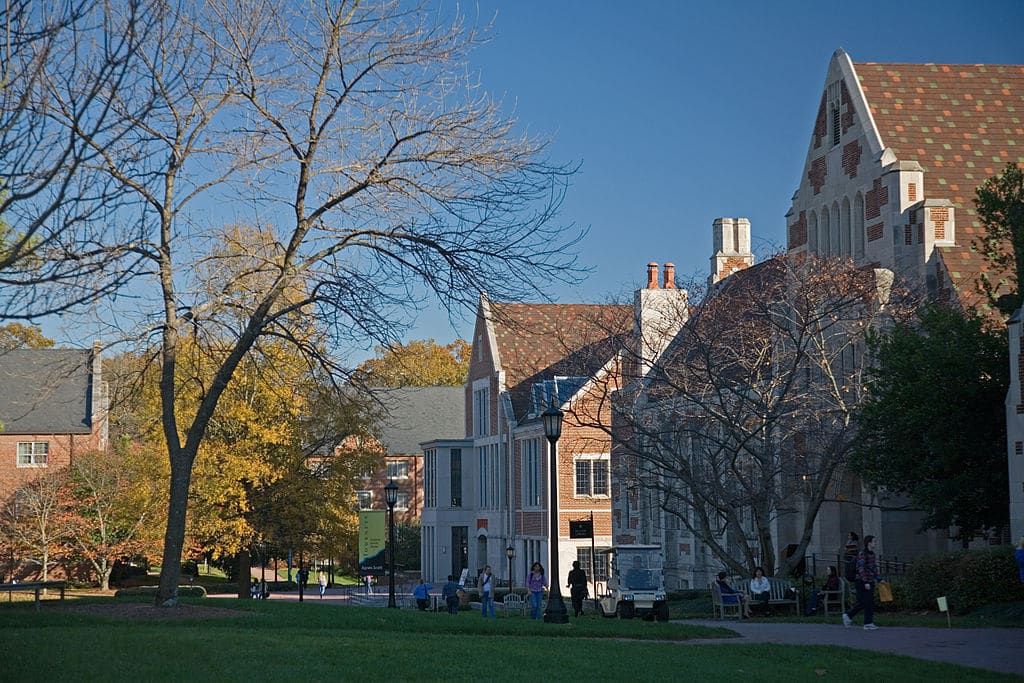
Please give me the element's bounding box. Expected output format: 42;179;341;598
0;597;1013;681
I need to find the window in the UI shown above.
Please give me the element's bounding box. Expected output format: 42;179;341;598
386;460;409;480
831;106;841;146
574;456;610;496
395;492;410;510
450;449;462;507
523;438;541;507
473;386;490;436
356;491;372;509
424;450;437;508
577;547;610;582
17;442;48;467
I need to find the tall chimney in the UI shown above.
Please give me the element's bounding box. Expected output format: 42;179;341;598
663;263;675;289
646;262;659;289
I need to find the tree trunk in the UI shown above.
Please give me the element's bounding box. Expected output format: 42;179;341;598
236;549;251;599
154;451;195;606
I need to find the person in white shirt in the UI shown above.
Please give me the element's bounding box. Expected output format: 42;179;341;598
748;566;771;615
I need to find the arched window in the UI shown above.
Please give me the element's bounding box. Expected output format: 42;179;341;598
830;203;840;257
841;197;852;256
808;210;819;254
819;208;830;256
854;192;865;258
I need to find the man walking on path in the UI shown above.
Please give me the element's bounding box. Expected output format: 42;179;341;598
843;535;883;630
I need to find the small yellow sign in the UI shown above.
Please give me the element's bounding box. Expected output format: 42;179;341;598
936;596;948;612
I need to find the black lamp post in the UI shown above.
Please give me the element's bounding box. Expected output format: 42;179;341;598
384;478;399;608
542;400;569;624
506;544;515;592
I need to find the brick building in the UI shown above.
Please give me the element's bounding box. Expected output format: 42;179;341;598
420;267;687;589
0;343;108;503
616;50;1024;587
350;386;463;526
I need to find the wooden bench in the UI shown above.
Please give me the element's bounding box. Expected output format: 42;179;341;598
1;581;67;610
749;577;800;616
820;578;848;616
709;582;742;619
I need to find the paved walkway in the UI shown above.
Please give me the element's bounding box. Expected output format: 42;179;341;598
682;619;1023;677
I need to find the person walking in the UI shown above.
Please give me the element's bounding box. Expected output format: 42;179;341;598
527;562;547;620
441;575;461;614
317;569;327;598
413;578;433;611
479;566;495;618
843;535;883;630
566;560;588;617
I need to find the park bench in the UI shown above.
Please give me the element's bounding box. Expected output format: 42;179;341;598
820;577;848;616
709;582;742;619
762;577;799;616
500;592;526;617
0;580;67;610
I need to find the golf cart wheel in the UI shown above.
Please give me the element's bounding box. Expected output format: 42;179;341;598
617;602;635;620
656;602;670;622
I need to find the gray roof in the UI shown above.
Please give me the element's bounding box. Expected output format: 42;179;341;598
371;386;464;455
0;348;95;434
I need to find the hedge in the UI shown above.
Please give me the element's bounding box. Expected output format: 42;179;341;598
895;546;1024;613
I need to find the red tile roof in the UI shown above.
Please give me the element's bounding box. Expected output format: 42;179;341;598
488;301;632;418
854;62;1024;309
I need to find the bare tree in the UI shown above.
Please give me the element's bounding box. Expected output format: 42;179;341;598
13;0;581;605
610;256;903;577
0;471;68;582
0;0;154;319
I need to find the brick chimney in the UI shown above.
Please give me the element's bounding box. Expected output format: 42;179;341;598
634;262;688;379
663;263;675;289
646;262;659;289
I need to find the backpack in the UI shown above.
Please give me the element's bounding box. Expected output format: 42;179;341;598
844;552;857;582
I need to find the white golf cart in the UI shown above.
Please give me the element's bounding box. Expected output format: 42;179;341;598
596;545;670;621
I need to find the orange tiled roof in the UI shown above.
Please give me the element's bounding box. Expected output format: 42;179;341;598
854;62;1024;308
488;301;632;418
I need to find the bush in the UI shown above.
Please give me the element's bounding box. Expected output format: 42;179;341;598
900;546;1024;613
114;585;207;599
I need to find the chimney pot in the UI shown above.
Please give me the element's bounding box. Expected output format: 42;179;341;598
663;263;675;289
646;262;659;289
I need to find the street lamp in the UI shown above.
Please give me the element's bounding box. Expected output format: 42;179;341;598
506;544;515;592
542;399;568;624
384;478;399;609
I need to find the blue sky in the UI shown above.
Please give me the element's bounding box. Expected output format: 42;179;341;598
401;0;1024;350
34;1;1024;358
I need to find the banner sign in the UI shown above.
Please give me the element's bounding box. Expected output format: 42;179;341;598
358;510;386;576
569;519;594;539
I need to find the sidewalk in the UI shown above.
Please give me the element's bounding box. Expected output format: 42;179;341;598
682;619;1023;677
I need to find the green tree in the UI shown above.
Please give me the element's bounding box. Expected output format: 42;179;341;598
355;339;470;387
976;162;1024;314
853;303;1009;540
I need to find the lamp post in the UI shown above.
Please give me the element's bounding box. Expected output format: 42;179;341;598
506;544;515;592
384;478;398;608
542;400;569;624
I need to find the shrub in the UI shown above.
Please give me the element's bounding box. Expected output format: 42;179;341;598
900;546;1024;613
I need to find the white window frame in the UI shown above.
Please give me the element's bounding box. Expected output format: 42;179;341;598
386;460;409;480
473;380;490;437
522;437;541;508
395;492;410;510
356;490;373;509
16;442;49;468
573;454;610;498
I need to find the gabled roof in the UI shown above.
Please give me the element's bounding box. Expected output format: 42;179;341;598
487;302;632;420
0;349;95;434
854;61;1024;305
370;386;465;455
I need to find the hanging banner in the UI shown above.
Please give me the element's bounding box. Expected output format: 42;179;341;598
358;510;386;576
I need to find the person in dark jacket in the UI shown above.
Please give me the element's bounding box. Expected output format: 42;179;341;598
566;560;589;617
